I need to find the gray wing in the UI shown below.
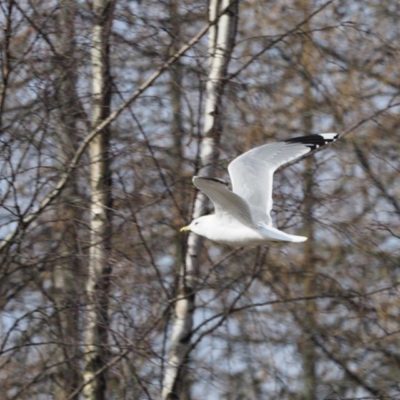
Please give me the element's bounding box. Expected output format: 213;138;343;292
192;176;253;226
228;133;338;224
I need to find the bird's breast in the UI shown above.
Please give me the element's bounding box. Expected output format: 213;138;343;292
203;220;265;246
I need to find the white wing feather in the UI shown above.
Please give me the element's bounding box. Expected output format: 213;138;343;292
192;176;253;226
228;133;338;224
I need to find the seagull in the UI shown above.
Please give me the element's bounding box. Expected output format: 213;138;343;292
180;133;338;245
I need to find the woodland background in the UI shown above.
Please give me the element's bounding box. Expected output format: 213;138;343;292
0;0;399;399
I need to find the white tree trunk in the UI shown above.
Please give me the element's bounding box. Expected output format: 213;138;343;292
162;1;238;399
83;1;115;399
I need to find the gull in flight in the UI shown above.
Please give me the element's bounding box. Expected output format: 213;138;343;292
180;133;338;245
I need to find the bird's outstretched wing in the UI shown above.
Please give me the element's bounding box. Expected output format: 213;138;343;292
228;133;338;224
192;176;253;226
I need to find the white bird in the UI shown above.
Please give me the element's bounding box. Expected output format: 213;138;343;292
180;133;338;245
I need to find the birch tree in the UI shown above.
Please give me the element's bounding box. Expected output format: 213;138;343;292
162;1;239;398
1;1;400;398
83;1;115;399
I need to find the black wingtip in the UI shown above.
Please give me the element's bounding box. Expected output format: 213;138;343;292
285;133;338;150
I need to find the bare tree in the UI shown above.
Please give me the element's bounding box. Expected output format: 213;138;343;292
299;2;317;398
1;1;400;399
162;1;239;398
82;1;115;399
52;1;82;398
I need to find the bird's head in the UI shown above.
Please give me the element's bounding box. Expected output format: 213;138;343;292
180;215;213;237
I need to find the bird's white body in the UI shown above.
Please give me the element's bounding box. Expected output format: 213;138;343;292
182;133;338;246
190;215;306;246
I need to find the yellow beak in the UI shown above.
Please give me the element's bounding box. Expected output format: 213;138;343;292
180;225;190;232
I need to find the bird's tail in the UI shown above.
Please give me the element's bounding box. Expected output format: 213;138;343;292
259;224;308;243
287;234;308;243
